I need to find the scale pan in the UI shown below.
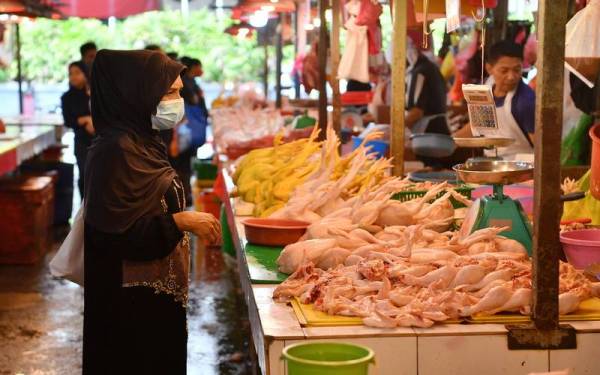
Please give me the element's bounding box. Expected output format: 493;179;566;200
453;160;534;185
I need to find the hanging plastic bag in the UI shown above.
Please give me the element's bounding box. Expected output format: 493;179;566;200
562;171;600;225
564;0;600;87
49;205;84;286
561;114;594;166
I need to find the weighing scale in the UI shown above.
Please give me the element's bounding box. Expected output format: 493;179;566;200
454;160;534;256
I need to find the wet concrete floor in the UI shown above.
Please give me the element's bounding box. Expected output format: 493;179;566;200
0;232;253;374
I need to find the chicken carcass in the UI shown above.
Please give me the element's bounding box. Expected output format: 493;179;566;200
277;239;337;273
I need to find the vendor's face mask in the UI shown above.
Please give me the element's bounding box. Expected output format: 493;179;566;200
151;98;185;130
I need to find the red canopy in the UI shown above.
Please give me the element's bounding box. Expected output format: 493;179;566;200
59;0;160;19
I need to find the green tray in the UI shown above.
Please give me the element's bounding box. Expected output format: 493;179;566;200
392;185;474;208
245;243;288;284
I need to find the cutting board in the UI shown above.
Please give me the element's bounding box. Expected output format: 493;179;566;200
245;243;288;284
291;297;600;327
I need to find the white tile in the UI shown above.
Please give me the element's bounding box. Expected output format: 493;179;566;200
418;335;549;375
564;321;600;333
413;323;508;336
283;337;417;375
303;325;416;338
550;333;600;375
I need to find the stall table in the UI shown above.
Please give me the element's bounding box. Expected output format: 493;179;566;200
221;170;600;375
3;114;64;142
0;125;56;176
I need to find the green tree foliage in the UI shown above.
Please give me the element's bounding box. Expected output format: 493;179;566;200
9;9;266;83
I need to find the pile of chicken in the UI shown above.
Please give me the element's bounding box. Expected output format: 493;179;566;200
276;180;471;273
274;224;600;328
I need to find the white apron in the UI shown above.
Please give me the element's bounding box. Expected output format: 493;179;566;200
480;88;534;160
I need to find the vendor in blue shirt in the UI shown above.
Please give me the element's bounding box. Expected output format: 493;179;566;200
456;41;535;158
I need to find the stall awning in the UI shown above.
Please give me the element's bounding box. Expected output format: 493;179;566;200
58;0;160;19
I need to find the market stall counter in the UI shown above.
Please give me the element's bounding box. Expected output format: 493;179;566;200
0;125;56;175
222;169;600;375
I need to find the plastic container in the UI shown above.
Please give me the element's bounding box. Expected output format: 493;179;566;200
588;123;600;200
352;136;389;159
195;190;221;219
243;218;309;247
282;342;375;375
560;229;600;269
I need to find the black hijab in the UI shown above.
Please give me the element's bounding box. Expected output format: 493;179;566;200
84;50;184;233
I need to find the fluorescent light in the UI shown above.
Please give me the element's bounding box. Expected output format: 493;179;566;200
261;5;275;12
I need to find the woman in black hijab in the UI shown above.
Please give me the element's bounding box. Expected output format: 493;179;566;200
61;61;93;198
83;50;221;374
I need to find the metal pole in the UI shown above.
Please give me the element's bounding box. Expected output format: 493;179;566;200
330;0;341;137
263;45;269;101
506;0;576;350
16;22;23;115
390;0;407;176
276;15;283;108
293;9;301;99
317;0;328;139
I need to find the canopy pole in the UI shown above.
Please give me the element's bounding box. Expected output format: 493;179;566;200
317;0;329;139
330;0;341;138
506;0;577;350
531;0;567;332
16;22;23;115
390;0;407;176
263;45;269;101
276;14;283;108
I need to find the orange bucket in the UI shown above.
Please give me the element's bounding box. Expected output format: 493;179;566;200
589;123;600;199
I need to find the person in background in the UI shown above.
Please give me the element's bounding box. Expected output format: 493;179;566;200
167;52;179;61
145;44;164;54
404;38;449;135
83;49;221;374
166;56;209;205
454;40;535;157
180;57;209;144
61;61;93;198
79;42;97;75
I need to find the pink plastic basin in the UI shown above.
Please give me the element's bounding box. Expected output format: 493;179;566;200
560;229;600;269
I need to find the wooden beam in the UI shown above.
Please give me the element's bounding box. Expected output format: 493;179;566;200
276;15;284;108
330;0;342;138
317;0;329;139
531;0;568;331
390;0;407;176
263;45;269;100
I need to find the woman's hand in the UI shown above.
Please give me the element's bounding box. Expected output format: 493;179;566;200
173;211;222;244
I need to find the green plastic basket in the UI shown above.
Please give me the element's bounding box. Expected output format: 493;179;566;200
392;185;474;208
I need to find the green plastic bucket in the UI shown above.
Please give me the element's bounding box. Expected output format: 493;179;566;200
282;342;375;375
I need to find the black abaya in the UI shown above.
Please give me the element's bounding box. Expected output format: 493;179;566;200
83;180;187;375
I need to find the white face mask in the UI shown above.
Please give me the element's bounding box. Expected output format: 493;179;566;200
151;98;184;130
